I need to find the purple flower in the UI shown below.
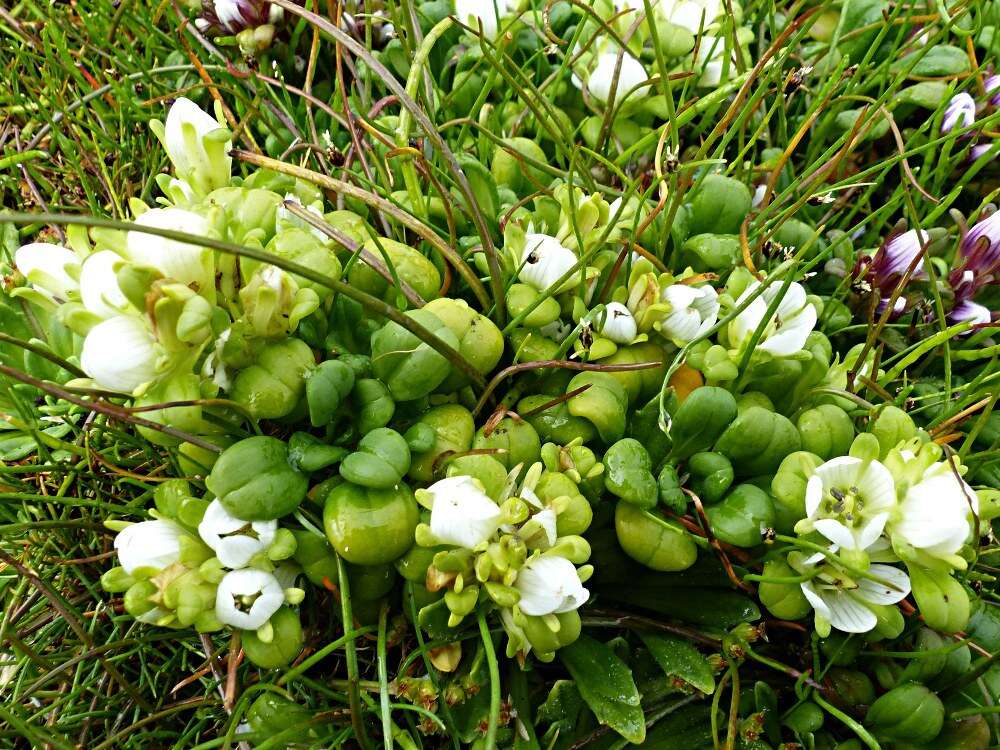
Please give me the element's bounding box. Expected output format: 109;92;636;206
949;299;992;327
960;210;1000;274
969;143;995;163
852;229;929;318
986;74;1000;107
941;92;976;134
197;0;282;35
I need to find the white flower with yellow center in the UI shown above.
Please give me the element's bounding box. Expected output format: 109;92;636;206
215;569;284;630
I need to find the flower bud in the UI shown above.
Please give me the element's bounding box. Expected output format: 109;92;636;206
14;242;80;302
151;98;232;198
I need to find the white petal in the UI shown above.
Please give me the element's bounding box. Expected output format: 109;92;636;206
516;556;589;616
813;518;861;550
599;302;638;344
855;512;890;550
800;580;831;619
857;460;897;512
519;234;578;292
217;537;265;569
533;508;558;549
215;569;284;630
588;51;647;102
855;565;910;605
127;208;214;292
115;520;185;574
428;475;502;549
15;243;80;300
814;456;863;489
804;474;825;518
758;306;816;356
823;590;878;633
80;316;159;393
80;251;129;318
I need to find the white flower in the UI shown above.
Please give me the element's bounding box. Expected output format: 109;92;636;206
695;34;734;87
796;457;896;552
800;563;910;634
658;284;719;344
14;243;80;301
453;0;512;39
127;208;215;296
941;92;976;134
80;315;160;393
519;233;578;292
598;301;638;343
889;462;978;564
659;0;721;33
215;569;284;630
728;280;817;357
161;97;232;196
585;51;647;103
114;519;186;574
198;500;277;569
515;555;589;616
79;250;129;318
427;475;503;548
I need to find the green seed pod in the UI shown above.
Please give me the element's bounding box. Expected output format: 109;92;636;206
446;454;509;499
928;642;971;691
614;501;698;572
796;404;855;460
869;405;918;458
827;668;875;707
818;632;863;666
909;565;970;634
520;610;582;657
770;451;824;533
266;227;343;296
346;562;397;601
565;371;629;444
518;395;598;446
598;343;666;405
669;386;739;460
491;137;549;194
288;432;347;472
534;471;593;536
242;608;304;669
370;309;459;401
292;530;339;587
783;702;824;735
206;436;308;521
507;283;562;327
898;628;948;683
864;683;944;745
473;417;541;469
680;233;742;273
687;452;735;504
339;428;411;488
395;545;440;583
603;438;658;509
323;482;419;566
353;378;396;435
349;236;441;303
246;692;317;737
403;422;436;453
934;715;991;750
688;174;752;236
230;337;316;420
715;406;802;477
306;359;355;427
408;404;475;482
758;559;811;621
705;484;775;547
423;297;504;391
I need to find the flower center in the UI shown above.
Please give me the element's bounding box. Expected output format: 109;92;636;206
823;485;865;527
234;592;261;613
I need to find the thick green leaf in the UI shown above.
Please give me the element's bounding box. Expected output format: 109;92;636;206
638;633;715;695
559;636;646;744
600;586;760;628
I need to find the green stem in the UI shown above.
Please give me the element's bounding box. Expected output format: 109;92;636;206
478;610;501;750
377;604;394;750
813;693;881;750
337;555;374;750
395;17;453;217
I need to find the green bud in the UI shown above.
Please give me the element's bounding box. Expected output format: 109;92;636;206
705;484;775;547
230;337;315;420
603;438;658;509
306;359;355;427
340;428;411;488
783;702;824;735
205;436;308;521
758;559;811;620
688;174;752;236
408;404;475;482
267;528;298;561
370;309;458;401
323;482;419;566
124;580;159;619
101;566;135;593
292;530;339;587
614;502;697;572
715;406;802;477
243;608;304;669
797;404;855;460
687;452;735;504
473;417;541;469
770;451;824;533
668;386;738;460
354;378;396;435
865;683;944;744
908;565;970;633
566;372;629;444
869;405;918;458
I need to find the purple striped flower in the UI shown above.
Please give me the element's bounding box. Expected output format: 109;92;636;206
960;210;1000;274
949;299;992;327
197;0;283;35
941;92;976;134
986;74;1000;107
852;229;929;318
